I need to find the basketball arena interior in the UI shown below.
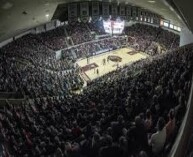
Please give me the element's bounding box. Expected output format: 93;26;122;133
0;0;193;157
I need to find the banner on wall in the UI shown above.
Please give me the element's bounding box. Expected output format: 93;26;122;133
92;2;100;22
102;2;110;19
140;9;145;22
80;2;89;22
146;12;150;23
138;8;141;21
132;7;137;19
68;3;78;23
119;4;126;20
126;5;131;21
111;3;118;18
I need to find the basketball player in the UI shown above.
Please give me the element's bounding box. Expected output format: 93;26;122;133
103;58;106;65
96;69;99;75
87;57;89;64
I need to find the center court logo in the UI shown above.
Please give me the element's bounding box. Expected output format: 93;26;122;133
107;55;122;62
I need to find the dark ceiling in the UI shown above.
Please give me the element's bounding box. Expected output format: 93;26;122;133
171;0;193;32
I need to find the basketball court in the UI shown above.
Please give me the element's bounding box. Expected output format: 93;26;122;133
76;47;148;82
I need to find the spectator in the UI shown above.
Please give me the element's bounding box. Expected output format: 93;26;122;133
166;109;176;141
145;109;152;132
0;22;191;157
149;117;166;155
129;116;148;153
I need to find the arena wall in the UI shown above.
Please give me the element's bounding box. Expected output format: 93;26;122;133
0;20;60;48
0;37;13;48
180;27;193;46
169;44;193;157
14;30;33;39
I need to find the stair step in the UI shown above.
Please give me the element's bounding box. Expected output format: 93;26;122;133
71;50;77;59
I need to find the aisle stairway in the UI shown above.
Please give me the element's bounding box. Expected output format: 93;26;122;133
69;37;74;46
64;27;68;37
66;37;74;46
71;49;77;59
86;24;92;33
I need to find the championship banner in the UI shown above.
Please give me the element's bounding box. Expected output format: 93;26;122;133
144;12;148;22
102;2;110;19
146;12;151;23
132;6;137;19
68;3;78;24
91;2;100;22
80;2;89;23
140;9;145;22
126;5;131;21
111;3;118;18
138;8;142;21
149;13;154;23
144;10;148;22
119;4;126;20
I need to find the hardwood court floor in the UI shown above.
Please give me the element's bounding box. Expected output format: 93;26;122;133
76;47;148;82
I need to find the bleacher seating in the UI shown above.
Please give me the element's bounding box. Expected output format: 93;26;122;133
0;22;191;157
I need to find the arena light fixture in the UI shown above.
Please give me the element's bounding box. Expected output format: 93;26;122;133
148;0;156;3
45;14;49;18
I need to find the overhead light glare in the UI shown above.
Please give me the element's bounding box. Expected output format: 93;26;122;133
177;15;182;20
148;0;156;3
45;14;49;18
169;6;174;11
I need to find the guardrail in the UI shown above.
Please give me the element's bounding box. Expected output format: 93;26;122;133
0;92;24;99
0;98;25;106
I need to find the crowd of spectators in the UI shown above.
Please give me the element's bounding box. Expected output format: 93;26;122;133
87;21;106;35
124;23;180;55
0;53;82;98
0;28;128;97
66;23;93;45
68;36;127;59
0;34;69;71
156;30;179;50
0;22;190;157
64;23;179;54
0;23;182;98
0;42;192;156
0;34;83;97
37;27;68;51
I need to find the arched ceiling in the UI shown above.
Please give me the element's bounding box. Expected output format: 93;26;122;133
0;0;190;42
